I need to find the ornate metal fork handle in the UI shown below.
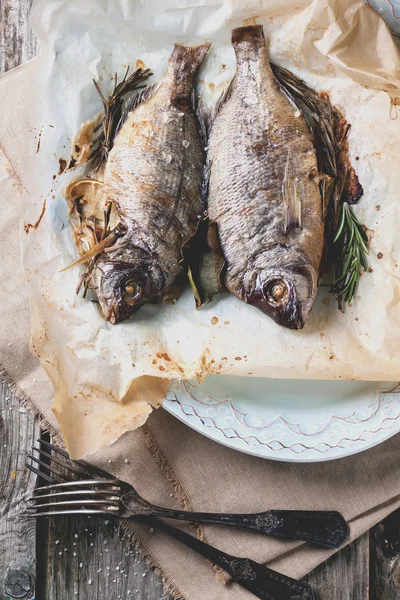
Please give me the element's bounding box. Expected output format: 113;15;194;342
136;515;314;600
128;496;348;549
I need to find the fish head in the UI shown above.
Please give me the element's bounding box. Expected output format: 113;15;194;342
247;264;318;330
93;252;163;324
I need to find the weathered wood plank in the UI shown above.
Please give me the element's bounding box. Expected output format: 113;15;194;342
0;0;39;74
369;508;400;600
0;377;40;600
39;513;168;600
304;533;370;600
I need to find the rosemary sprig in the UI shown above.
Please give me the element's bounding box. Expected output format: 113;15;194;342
333;202;369;304
91;66;152;170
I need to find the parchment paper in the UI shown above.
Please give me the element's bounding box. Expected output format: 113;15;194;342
24;0;400;456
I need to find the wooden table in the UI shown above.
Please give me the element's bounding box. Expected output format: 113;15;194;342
1;1;399;598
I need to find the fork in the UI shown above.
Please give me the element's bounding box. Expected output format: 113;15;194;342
26;440;314;600
26;439;348;549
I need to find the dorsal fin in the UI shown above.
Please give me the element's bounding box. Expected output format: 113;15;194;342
115;83;159;136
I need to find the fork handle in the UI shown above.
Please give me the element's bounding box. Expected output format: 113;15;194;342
149;507;348;549
138;516;313;600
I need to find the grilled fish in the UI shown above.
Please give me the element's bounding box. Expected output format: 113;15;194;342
89;43;210;323
207;25;324;330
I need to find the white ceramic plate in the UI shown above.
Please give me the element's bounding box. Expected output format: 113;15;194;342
163;378;400;462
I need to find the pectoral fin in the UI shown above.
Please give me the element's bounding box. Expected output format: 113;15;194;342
186;220;225;309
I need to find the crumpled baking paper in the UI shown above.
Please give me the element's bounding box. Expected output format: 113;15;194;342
23;0;400;456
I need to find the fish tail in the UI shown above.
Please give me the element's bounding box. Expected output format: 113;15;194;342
170;42;211;75
231;24;265;47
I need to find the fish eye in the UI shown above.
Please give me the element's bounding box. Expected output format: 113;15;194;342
122;279;143;305
264;279;288;305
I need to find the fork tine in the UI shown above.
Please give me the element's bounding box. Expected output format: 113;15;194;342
28;499;120;510
28;489;122;501
37;438;69;458
32;446;87;478
25;462;55;484
33;479;122;493
37;439;115;480
27;509;113;518
27;454;70;481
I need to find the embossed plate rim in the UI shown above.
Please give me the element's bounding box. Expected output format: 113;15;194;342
163;378;400;463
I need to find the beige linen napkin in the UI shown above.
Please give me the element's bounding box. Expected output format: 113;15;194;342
2;58;400;600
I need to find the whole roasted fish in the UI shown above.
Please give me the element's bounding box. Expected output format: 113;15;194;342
88;43;210;323
206;25;325;330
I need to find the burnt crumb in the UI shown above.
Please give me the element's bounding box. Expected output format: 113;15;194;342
377;252;384;259
52;174;56;180
355;156;359;161
235;357;242;361
156;352;171;361
222;64;226;69
68;157;77;170
36;128;42;154
376;205;381;211
58;158;67;175
75;144;81;153
211;316;219;325
368;266;374;273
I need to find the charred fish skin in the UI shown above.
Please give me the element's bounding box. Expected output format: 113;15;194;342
207;25;324;330
93;43;210;324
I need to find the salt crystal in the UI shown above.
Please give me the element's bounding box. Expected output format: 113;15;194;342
19;407;27;414
108;460;112;464
55;540;60;545
182;140;190;148
169;493;173;497
149;528;154;533
58;552;62;556
74;533;79;538
124;459;129;464
73;552;77;557
142;573;147;577
90;542;94;547
98;568;102;573
116;566;120;571
79;563;83;568
88;579;92;585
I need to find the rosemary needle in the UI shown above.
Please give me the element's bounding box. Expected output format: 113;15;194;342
333;202;369;304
